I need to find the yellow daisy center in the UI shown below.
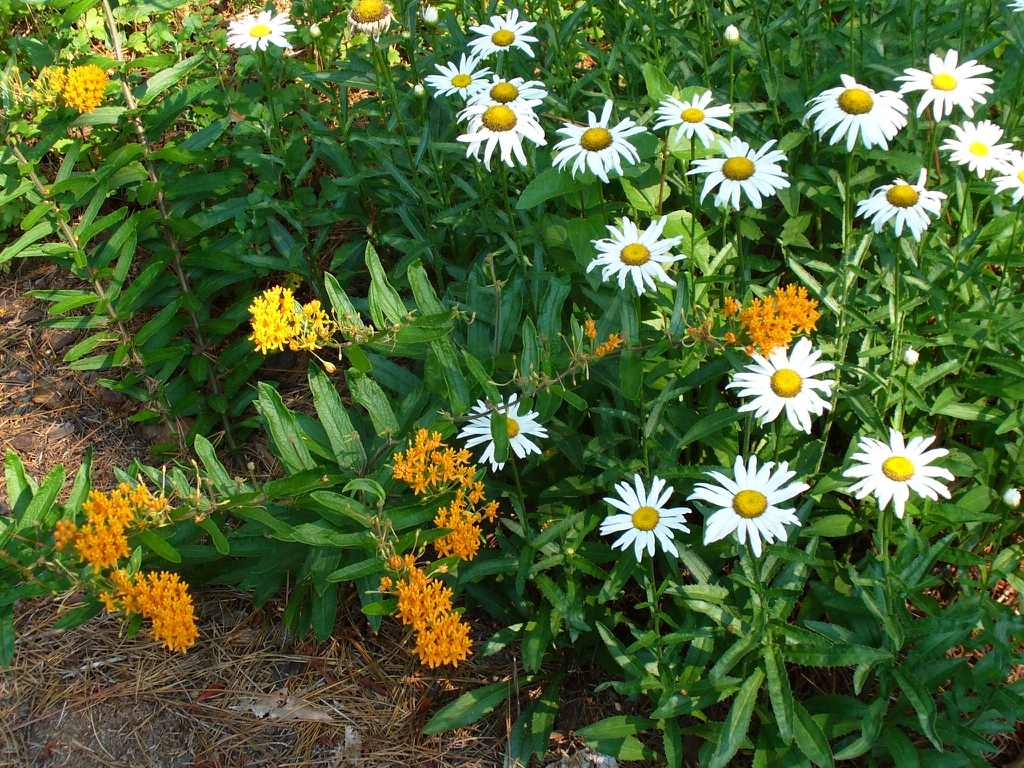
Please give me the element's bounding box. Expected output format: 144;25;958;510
837;87;874;115
632;505;660;531
620;243;651;266
490;82;519;103
352;0;387;21
249;24;272;37
769;369;803;398
881;456;915;482
968;141;989;157
506;417;520;438
681;107;705;123
451;74;473;88
931;73;957;91
491;29;515;47
885;184;920;208
733;490;768;519
481;105;517;132
580;127;613;152
722;156;756;181
1017;170;1024;185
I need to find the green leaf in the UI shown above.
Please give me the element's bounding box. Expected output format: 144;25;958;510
193;434;236;495
522;603;552;673
256;382;317;472
892;667;942;750
136;529;182;563
19;464;65;532
324;272;364;327
346;370;399;436
490;410;510;466
0;608;13;668
764;642;795;745
576;715;656;741
461;349;502;404
136;54;204;105
360;597;398;615
327;557;384;582
308;364;364;469
516;167;580;209
642;62;674;103
197;517;230;555
678;408;742;449
365;241;407;327
65;447;92;516
706;668;764;768
793;701;834;768
884;725;920;768
51;600;103;632
784;644;891;667
802;515;866;537
430;338;471;415
422;681;509;735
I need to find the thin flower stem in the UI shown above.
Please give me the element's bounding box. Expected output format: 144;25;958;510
257;49;284;154
645;555;663;661
510;458;532;546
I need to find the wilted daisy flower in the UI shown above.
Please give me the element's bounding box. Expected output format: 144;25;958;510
896;50;993;122
842;429;954;519
466;75;548;109
227;10;296;50
687;136;789;210
457;100;546;169
599;475;691;561
588;216;684;295
856;169;946;241
424;54;492;99
726;337;835;434
652;90;733;148
468;9;538;58
458;394;547;472
804;75;908;151
689;456;809;558
940;120;1015;178
347;0;394;40
552;99;647;183
421;4;439;23
994;151;1024;203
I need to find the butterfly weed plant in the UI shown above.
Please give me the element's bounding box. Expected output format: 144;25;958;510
2;0;1024;765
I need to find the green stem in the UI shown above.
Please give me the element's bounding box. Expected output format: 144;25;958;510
646;555;663;661
257;49;284;154
510;456;531;546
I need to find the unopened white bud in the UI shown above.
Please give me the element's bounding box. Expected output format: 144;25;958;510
413;82;425;97
903;348;919;366
309;23;321;37
421;4;438;23
1004;488;1022;508
724;24;740;45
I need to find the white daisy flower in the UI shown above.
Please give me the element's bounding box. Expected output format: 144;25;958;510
652;90;733;148
466;75;548;109
457;100;546;169
1013;0;1024;9
895;50;993;122
842;429;954;519
421;4;439;23
689;456;809;558
599;475;691;561
855;169;947;241
940;120;1015;178
347;0;394;40
804;74;908;151
424;54;493;99
726;337;835;434
552;99;647;183
588;216;684;295
458;394;547;472
687;136;790;210
467;9;538;59
227;11;296;51
994;151;1024;204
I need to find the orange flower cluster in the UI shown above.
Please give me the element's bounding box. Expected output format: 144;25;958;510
584;318;598;340
392;429;500;561
735;285;821;355
594;333;624;357
57;483;168;570
392;567;471;668
104;570;199;653
42;65;108;112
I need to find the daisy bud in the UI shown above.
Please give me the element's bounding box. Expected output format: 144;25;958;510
309;22;321;36
421;4;438;24
1004;488;1022;508
413;82;425;97
724;24;740;45
903;347;919;366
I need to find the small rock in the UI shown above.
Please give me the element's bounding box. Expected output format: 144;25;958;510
10;433;36;453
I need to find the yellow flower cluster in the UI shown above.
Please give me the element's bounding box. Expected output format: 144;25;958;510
392;567;472;668
735;284;821;355
42;65;108;112
57;483;169;571
248;286;333;354
392;429;500;561
104;570;199;653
